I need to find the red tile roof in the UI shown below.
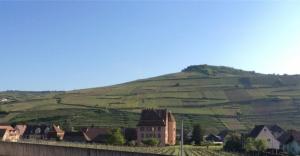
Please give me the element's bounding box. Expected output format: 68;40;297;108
83;128;111;142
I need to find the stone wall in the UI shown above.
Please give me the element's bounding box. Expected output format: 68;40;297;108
0;142;168;156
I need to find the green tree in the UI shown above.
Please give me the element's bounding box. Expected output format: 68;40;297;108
107;128;125;145
191;124;205;145
244;138;266;155
254;139;266;153
244;138;256;152
142;138;159;146
223;134;242;152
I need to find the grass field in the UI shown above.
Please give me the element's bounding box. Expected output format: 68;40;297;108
1;65;300;133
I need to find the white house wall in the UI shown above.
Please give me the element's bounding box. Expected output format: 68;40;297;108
256;127;280;150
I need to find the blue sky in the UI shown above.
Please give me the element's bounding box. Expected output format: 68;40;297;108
1;1;300;91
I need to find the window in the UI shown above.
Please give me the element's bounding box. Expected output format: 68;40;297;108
267;138;271;142
158;127;161;131
158;134;161;138
141;133;144;138
140;127;144;131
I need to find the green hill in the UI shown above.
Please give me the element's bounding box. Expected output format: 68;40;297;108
1;65;300;133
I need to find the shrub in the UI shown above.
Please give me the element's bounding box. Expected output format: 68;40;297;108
223;134;242;152
107;128;125;145
142;138;160;146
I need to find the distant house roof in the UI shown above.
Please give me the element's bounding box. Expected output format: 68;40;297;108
15;125;27;136
278;131;292;144
63;131;86;142
280;130;300;145
267;125;284;133
267;125;285;138
83;128;111;143
205;134;222;142
248;125;266;138
52;124;64;134
0;125;14;130
137;109;168;126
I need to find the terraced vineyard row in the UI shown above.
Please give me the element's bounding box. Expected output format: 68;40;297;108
181;148;241;156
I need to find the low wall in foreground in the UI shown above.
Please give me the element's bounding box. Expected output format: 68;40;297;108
0;142;168;156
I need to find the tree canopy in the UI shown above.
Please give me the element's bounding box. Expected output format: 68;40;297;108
107;128;125;145
191;124;205;145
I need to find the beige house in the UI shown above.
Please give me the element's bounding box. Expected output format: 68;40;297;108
247;125;280;150
137;109;176;146
0;125;20;142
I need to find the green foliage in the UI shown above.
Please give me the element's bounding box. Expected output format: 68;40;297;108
3;65;300;133
244;138;255;152
182;64;257;76
253;139;266;152
56;97;62;104
223;134;242;152
191;124;205;145
142;138;160;146
245;138;266;152
107;128;125;145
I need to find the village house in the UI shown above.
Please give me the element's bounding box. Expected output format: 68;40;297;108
205;134;223;144
0;125;20;142
22;124;64;140
246;125;280;150
279;130;300;155
47;124;65;140
14;125;27;137
137;109;176;146
83;127;111;143
267;125;286;140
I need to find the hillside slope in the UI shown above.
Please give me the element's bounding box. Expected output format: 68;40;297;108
1;65;300;133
